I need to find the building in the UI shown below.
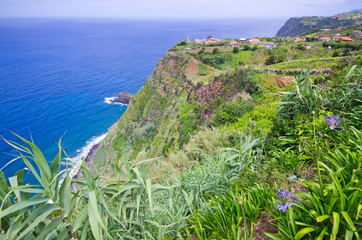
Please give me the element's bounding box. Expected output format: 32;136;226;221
318;37;331;42
341;37;354;42
294;37;305;42
206;37;221;44
248;38;260;44
333;34;342;40
352;30;362;36
229;41;239;46
264;42;279;48
304;45;314;49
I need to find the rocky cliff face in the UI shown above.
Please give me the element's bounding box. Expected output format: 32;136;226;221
92;51;256;172
276;16;355;37
111;92;134;105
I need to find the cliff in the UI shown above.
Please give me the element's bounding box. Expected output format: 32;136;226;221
275;11;361;37
92;50;257;173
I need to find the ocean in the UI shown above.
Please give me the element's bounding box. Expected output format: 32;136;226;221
0;17;285;183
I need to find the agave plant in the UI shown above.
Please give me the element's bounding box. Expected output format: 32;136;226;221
0;135;173;239
276;68;324;118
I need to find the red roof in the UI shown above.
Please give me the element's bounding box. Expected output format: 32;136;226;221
249;38;260;43
294;37;304;42
341;37;354;42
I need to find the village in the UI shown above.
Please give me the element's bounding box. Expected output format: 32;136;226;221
170;26;361;74
189;27;361;49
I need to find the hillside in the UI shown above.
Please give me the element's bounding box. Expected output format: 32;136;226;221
93;35;362;180
92;50;258;179
1;36;361;239
276;10;362;37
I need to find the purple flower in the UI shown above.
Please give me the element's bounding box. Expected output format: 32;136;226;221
276;202;288;211
202;203;213;213
275;189;296;212
325;116;344;130
316;131;322;137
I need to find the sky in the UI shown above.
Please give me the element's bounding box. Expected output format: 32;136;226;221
0;0;360;19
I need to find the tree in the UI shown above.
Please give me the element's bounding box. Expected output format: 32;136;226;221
332;50;340;57
296;45;306;51
342;47;350;56
306;37;317;42
233;46;240;54
177;40;187;46
198;49;205;55
212;48;220;54
265;55;278;65
244;45;252;51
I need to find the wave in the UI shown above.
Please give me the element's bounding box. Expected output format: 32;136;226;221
67;133;107;178
104;97;126;105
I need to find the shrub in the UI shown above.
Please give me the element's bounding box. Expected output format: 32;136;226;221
212;48;220;54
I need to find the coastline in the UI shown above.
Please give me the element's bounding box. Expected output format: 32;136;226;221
72;96;130;179
70;133;107;179
73;142;101;179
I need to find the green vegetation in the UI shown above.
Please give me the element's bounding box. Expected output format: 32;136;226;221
1;30;362;239
276;11;360;37
2;64;360;239
257;56;359;72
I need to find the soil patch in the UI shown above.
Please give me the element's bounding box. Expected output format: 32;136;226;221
275;76;295;88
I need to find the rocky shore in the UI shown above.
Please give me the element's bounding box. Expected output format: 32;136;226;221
110;92;134;105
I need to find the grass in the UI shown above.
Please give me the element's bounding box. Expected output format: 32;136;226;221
256;56;352;71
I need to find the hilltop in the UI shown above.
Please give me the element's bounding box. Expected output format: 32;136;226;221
276;10;362;37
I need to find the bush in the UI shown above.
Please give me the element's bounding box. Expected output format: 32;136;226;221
265;55;279;65
177;40;187;46
212;48;220;54
233;46;240;54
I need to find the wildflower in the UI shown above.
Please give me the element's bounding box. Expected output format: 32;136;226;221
316;131;322;137
276;189;296;212
325;116;344;130
202;203;213;212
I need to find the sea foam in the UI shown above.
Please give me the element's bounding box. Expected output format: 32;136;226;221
104;97;126;105
67;133;107;178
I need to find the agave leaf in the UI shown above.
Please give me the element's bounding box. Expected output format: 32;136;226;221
35;217;63;240
12;133;52;186
80;221;90;240
264;232;285;240
316;226;328;240
9;176;21;202
341;211;359;239
17;204;58;239
72;206;88;232
316;215;330;222
0;197;49;218
88;191;110;238
294;227;316;240
146;179;153;214
331;212;340;240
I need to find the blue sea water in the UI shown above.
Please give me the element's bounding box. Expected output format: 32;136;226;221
0;17;285;183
